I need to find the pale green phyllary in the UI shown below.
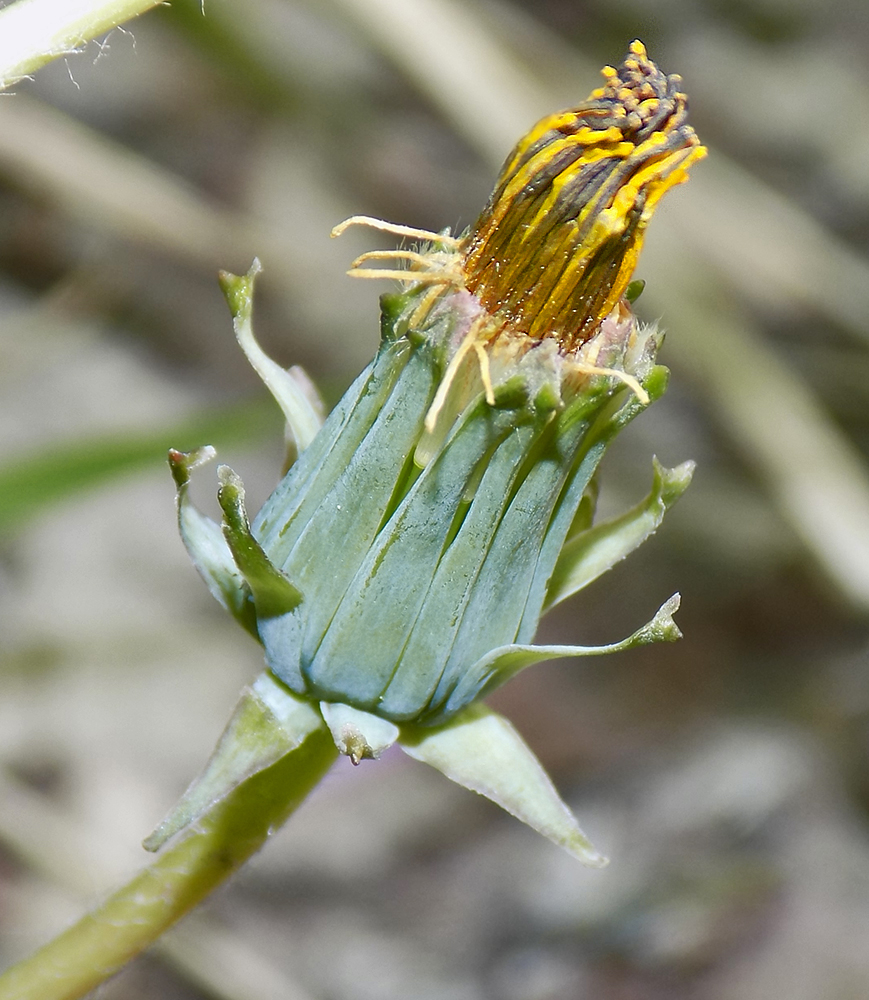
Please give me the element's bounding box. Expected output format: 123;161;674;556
152;42;705;866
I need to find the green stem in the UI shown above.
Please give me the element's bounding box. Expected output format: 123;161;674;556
0;0;162;91
0;727;337;1000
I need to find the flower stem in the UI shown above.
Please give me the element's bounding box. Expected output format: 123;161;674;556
0;726;337;1000
0;0;162;91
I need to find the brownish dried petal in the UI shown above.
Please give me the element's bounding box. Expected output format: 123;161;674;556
462;40;706;353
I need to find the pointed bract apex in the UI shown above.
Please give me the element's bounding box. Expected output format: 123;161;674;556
218;258;262;318
634;591;682;643
436;594;685;715
545;457;695;610
400;704;608;867
320;702;400;764
216;465;303;619
220;260;325;458
168;445;217;490
167;447;258;636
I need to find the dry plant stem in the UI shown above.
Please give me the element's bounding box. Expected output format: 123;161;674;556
0;0;162;91
0;728;337;1000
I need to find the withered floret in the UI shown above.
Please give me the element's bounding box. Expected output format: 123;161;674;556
462;40;706;351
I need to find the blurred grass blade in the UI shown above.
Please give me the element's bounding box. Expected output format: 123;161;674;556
668;158;869;344
0;93;254;271
0;399;280;537
0;0;160;91
641;241;869;611
324;0;549;162
0;92;378;371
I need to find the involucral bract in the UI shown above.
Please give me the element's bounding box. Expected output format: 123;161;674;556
154;42;703;865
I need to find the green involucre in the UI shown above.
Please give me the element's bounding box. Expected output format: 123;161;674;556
202;279;671;725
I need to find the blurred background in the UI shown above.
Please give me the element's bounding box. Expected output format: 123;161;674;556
2;0;869;997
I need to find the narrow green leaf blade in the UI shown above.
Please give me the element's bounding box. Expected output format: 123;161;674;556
0;399;279;538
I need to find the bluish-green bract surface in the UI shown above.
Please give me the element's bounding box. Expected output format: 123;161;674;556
250;292;643;725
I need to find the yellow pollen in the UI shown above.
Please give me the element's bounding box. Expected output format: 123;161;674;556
461;42;706;352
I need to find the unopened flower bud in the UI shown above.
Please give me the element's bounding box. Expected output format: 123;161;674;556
158;43;702;864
